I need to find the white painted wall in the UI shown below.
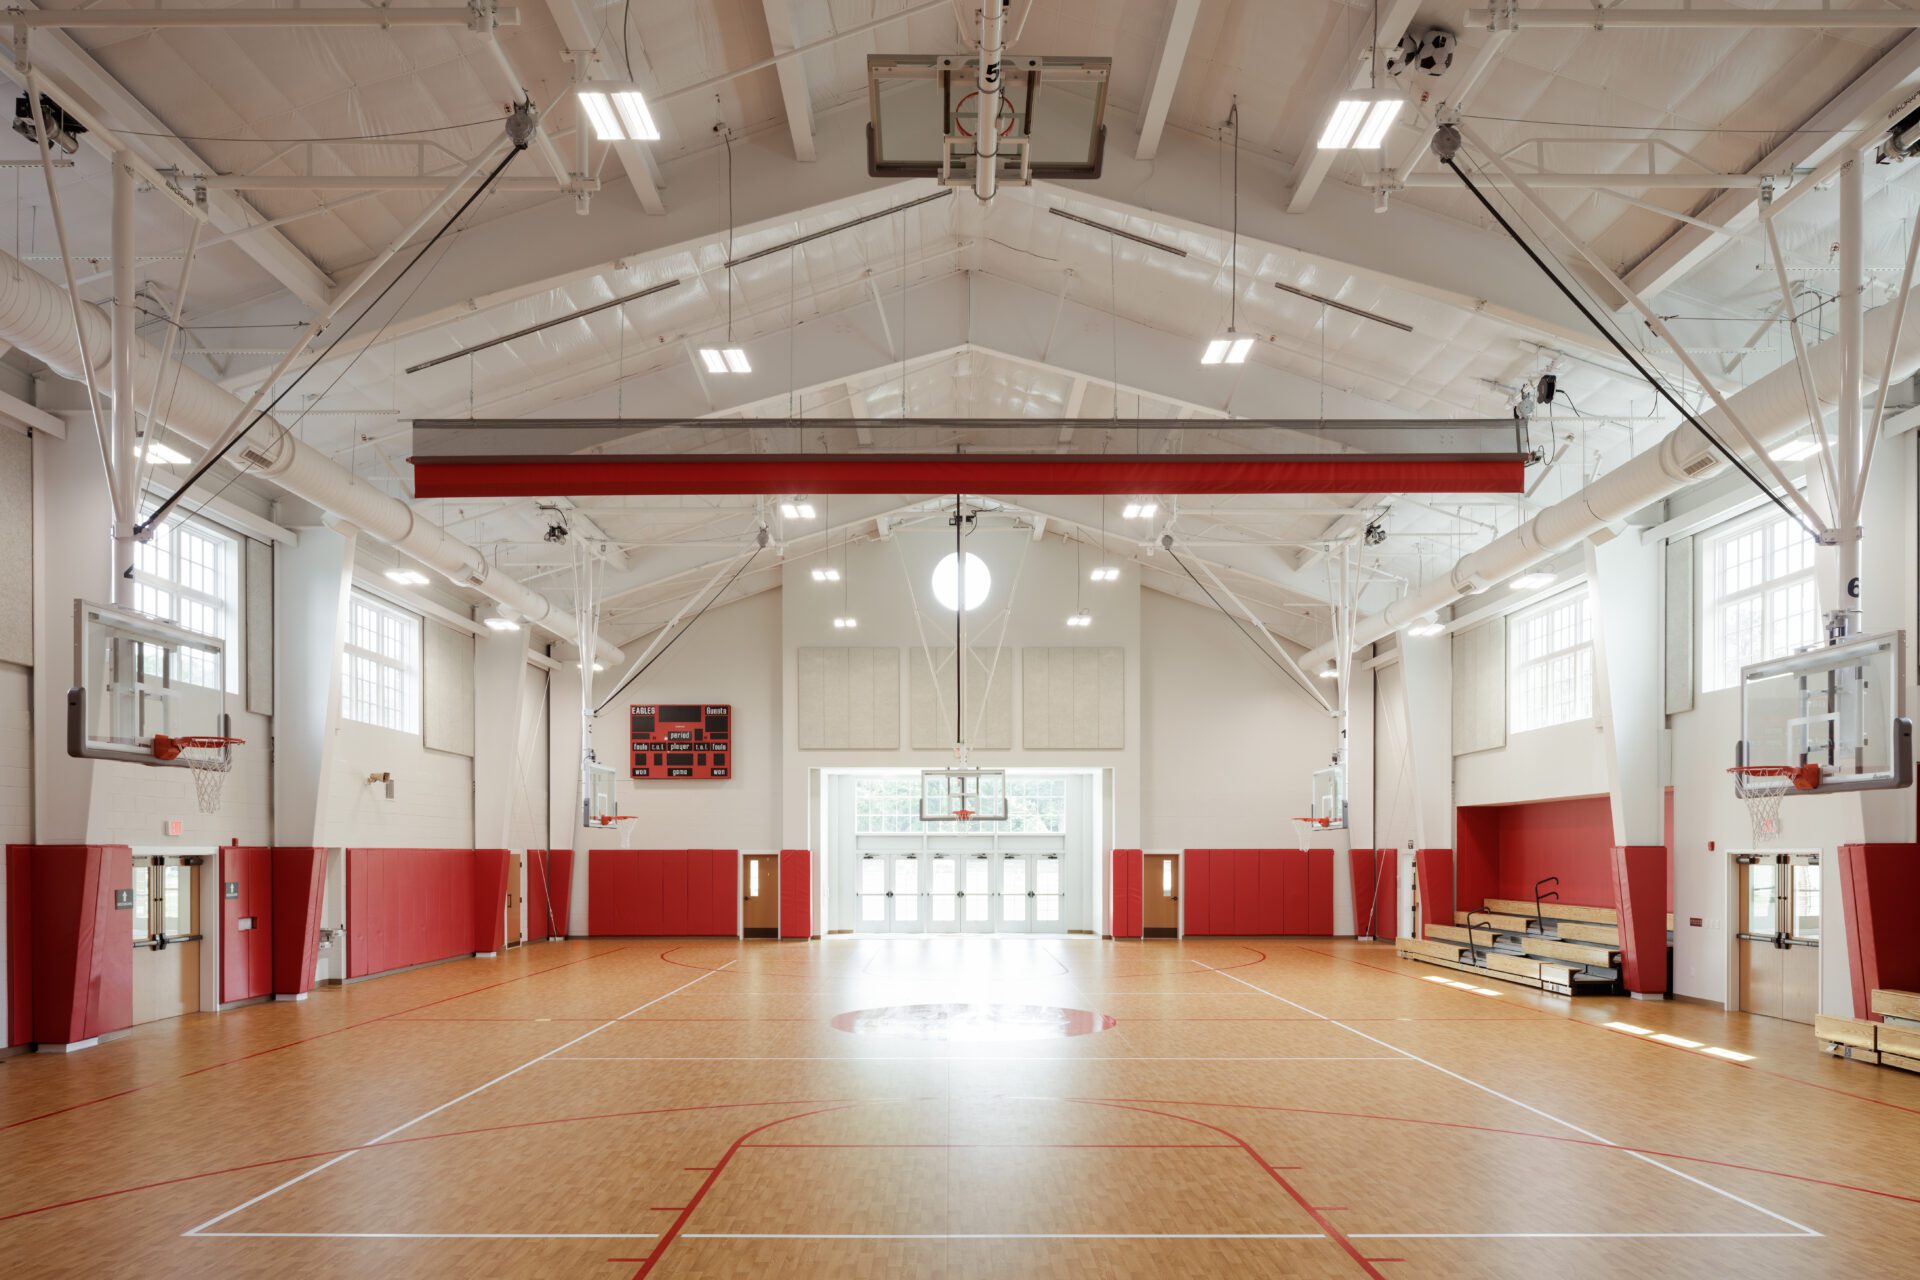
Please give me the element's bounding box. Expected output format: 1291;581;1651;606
1455;718;1611;809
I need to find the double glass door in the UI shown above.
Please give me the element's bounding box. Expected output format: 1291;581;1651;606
858;849;1062;933
1737;852;1819;1024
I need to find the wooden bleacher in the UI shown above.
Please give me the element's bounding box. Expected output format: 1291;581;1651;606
1396;895;1671;997
1816;990;1920;1075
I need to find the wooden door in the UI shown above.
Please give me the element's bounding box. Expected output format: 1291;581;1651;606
1143;854;1179;938
744;854;779;937
506;853;523;948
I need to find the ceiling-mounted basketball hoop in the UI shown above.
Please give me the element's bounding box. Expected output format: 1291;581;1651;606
922;496;1009;824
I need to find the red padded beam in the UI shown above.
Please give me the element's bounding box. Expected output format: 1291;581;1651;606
779;849;812;939
1414;849;1454;941
1836;842;1920;1020
472;849;510;954
8;845;132;1046
1610;844;1669;996
1110;849;1142;938
414;454;1526;499
270;848;327;997
528;849;574;940
6;848;31;1047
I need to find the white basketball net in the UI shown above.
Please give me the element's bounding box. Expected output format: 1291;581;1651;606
183;748;233;814
1741;790;1784;845
1292;816;1331;847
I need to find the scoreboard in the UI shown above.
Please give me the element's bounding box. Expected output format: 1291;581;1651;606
630;704;732;780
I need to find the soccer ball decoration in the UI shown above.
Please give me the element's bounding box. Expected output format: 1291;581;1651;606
1384;32;1423;77
1412;28;1455;77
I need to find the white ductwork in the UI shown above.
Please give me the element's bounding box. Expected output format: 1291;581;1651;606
1306;280;1920;665
0;243;623;663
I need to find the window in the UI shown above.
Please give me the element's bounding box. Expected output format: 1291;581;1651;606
341;591;421;732
1702;509;1819;692
852;773;1068;835
1509;588;1594;732
131;511;240;693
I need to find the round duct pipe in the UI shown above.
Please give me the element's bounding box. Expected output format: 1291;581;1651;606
1305;281;1920;666
0;243;620;662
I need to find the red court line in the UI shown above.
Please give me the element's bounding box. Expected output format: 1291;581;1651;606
2;943;638;1132
1287;942;1920;1118
743;1142;1239;1150
1097;946;1269;979
626;1105;857;1279
1074;1098;1386;1279
0;1098;855;1225
1071;1093;1920;1208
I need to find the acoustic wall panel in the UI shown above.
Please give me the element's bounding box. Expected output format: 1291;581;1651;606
909;647;1013;750
1022;647;1124;749
423;622;475;757
0;428;28;666
1451;618;1505;756
1664;535;1695;715
588;849;739;937
245;538;274;716
797;647;900;749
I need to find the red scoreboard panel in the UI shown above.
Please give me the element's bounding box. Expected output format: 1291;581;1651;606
630;704;732;780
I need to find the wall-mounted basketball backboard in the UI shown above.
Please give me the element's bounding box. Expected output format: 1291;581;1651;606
867;54;1110;183
68;598;229;766
1737;630;1912;794
583;757;619;827
1312;764;1348;829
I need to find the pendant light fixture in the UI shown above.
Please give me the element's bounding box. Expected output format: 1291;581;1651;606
700;129;750;374
1202;99;1254;366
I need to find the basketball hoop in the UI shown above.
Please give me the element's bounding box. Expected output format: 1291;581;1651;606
1728;764;1820;844
153;735;243;814
1291;815;1333;847
595;814;639;846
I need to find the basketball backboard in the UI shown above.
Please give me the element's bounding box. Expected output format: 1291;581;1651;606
1736;630;1912;794
68;598;229;766
921;767;1010;822
1312;764;1348;828
867;54;1110;183
583;757;619;827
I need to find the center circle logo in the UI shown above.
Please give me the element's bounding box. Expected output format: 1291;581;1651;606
830;1003;1116;1042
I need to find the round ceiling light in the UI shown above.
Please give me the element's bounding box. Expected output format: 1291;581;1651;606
931;551;991;613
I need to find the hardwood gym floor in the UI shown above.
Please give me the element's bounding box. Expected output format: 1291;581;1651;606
3;938;1918;1278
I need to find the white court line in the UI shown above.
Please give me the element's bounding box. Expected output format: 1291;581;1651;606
1187;959;1823;1239
681;1232;1327;1240
549;1055;1408;1063
181;962;735;1239
194;1232;659;1240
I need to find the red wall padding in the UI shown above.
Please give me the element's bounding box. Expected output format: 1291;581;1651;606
1612;844;1669;996
1837;842;1920;1019
345;848;488;979
270;848;327;997
4;845;132;1046
527;849;574;940
1348;849;1397;939
588;849;739;937
1182;849;1334;936
471;849;510;954
1109;849;1143;938
219;846;275;1004
1414;849;1454;940
1455;796;1632;912
779;849;812;938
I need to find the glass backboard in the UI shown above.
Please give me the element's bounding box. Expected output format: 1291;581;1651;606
1312;764;1348;828
867;54;1110;182
921;767;1009;822
1737;630;1912;793
583;757;619;827
69;598;228;766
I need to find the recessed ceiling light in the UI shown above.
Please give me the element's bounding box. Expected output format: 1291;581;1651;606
384;569;430;586
1320;95;1403;150
135;441;190;466
576;82;660;142
1509;572;1556;591
1121;501;1158;520
699;347;751;374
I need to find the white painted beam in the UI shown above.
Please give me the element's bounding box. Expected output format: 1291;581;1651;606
1624;31;1920;299
1134;0;1201;162
1285;0;1422;213
761;0;818;162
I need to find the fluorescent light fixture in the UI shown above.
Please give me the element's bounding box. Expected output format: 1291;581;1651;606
1317;659;1339;681
1509;572;1556;591
811;567;841;582
1320;94;1403;150
779;500;816;520
1066;611;1093;628
1121;501;1158;520
384;569;430;586
135;441;190;466
483;616;520;632
1090;566;1120;582
1773;438;1820;462
832;616;858;629
931;551;992;613
699;347;750;374
577;82;660;142
1604;1022;1652;1035
1407;616;1444;638
1201;333;1254;365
